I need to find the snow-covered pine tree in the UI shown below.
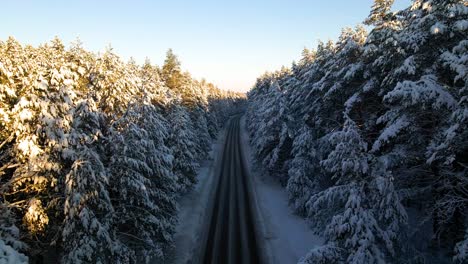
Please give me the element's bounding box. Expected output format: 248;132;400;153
286;125;322;216
266;69;295;180
0;204;28;264
247;0;467;262
434;36;468;264
166;103;199;192
304;116;404;263
61;99;126;264
189;106;212;160
1;36;244;262
376;0;467;255
365;0;396;27
89;47;137;118
0;38;36;263
455;228;468;263
161;49;184;93
1;39;81;258
108;104;177;262
248;77;293;183
139;59;170;107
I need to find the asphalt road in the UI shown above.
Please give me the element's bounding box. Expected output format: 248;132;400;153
201;116;262;264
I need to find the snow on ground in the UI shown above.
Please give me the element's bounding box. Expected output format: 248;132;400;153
164;129;227;264
164;116;322;264
240;116;323;264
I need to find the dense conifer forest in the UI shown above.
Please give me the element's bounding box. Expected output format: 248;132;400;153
247;0;467;263
1;0;467;263
0;38;243;263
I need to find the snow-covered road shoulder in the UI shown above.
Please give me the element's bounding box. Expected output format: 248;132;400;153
240;116;323;264
166;129;227;264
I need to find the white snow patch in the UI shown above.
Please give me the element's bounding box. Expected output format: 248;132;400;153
240;116;323;264
0;240;28;264
455;20;468;31
430;22;447;35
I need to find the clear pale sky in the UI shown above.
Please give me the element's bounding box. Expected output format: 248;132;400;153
1;0;411;92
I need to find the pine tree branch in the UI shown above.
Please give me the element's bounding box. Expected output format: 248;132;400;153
0;133;14;150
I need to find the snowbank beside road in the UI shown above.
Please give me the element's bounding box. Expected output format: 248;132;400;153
240;116;323;264
165;129;227;264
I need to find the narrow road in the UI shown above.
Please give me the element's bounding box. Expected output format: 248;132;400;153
201;116;261;264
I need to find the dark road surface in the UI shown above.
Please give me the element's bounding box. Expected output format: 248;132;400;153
201;116;262;264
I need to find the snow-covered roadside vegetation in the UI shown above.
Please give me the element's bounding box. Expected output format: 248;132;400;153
247;0;468;263
240;116;323;264
167;128;227;264
0;38;244;263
